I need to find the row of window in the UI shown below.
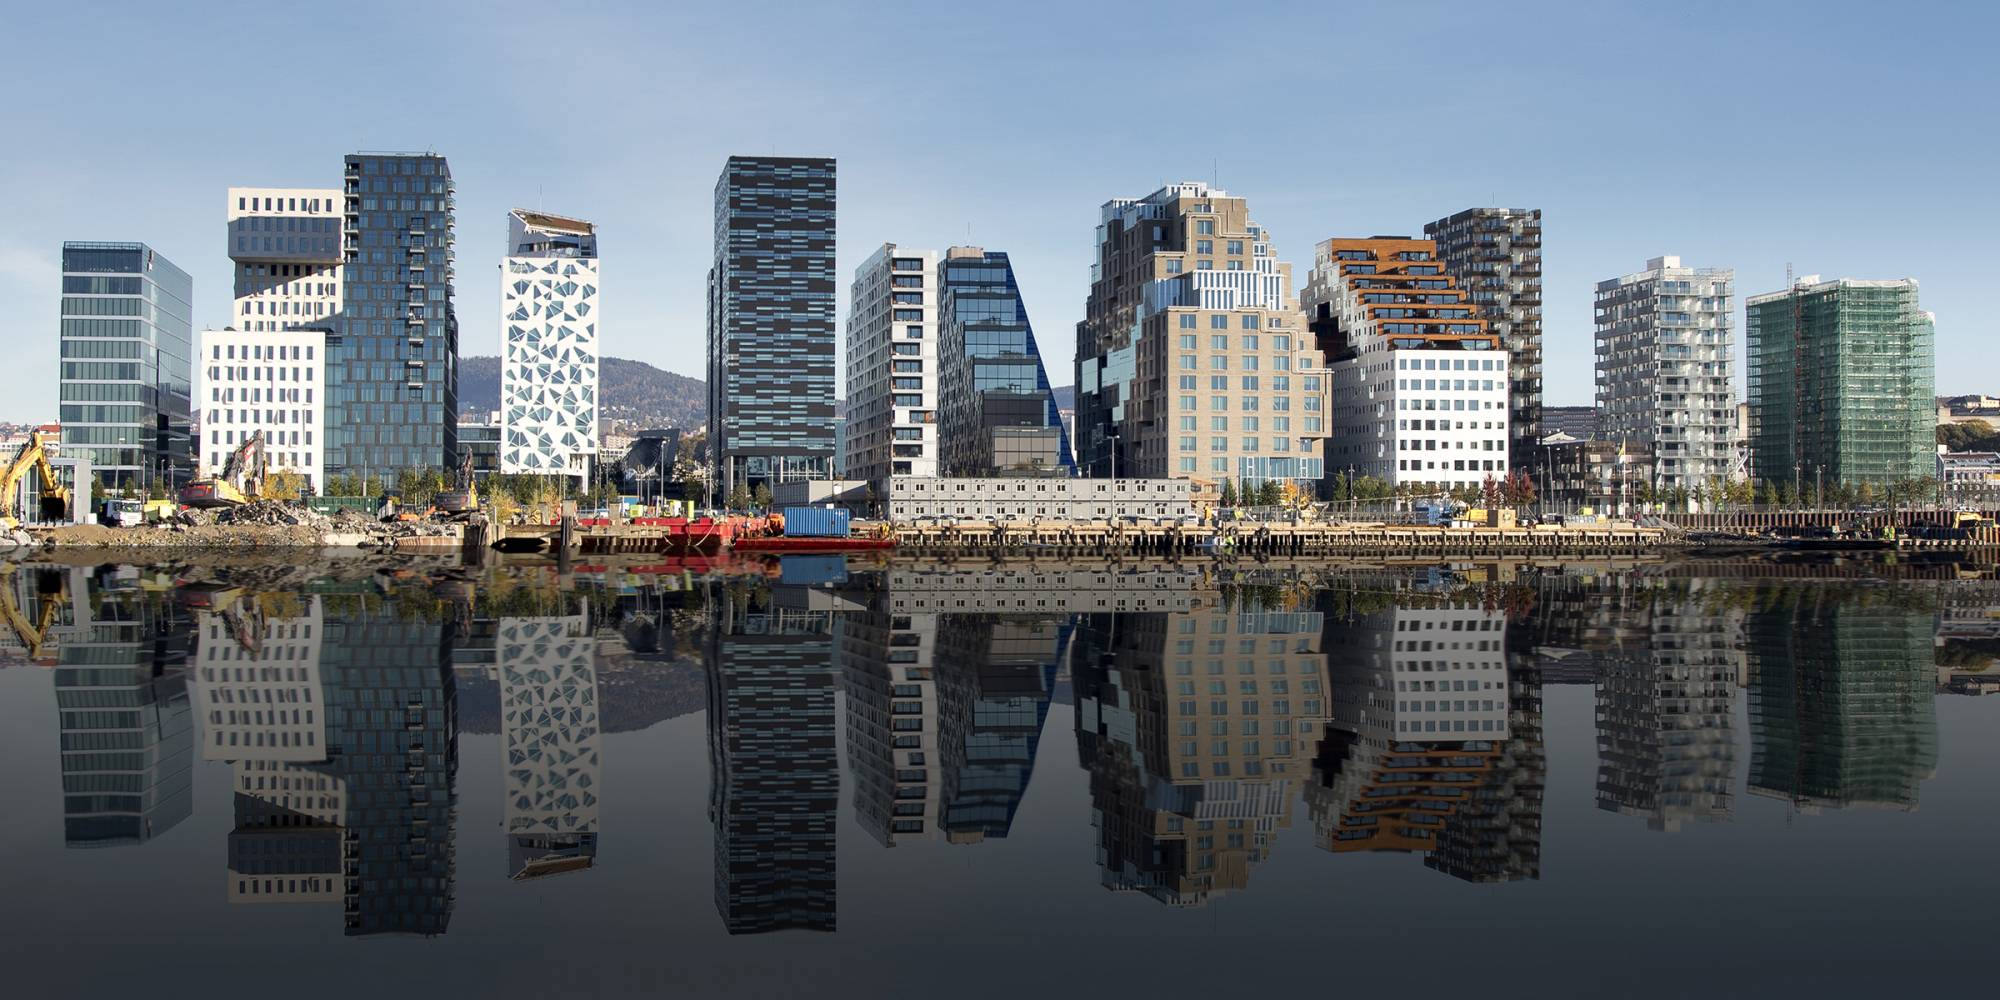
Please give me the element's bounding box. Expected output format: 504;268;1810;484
1397;459;1506;472
1179;354;1297;372
1178;436;1299;453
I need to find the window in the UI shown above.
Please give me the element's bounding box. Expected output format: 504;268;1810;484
1196;219;1216;235
1179;314;1197;329
1195;240;1213;254
1226;240;1244;255
1210;315;1228;330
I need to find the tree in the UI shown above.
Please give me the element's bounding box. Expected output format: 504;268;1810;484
1330;472;1351;502
1778;480;1797;507
1219;479;1237;507
1761;480;1781;508
1857;480;1877;505
1354;475;1390;501
752;483;774;510
1279;481;1309;512
259;470;306;501
1256;481;1283;508
726;484;751;511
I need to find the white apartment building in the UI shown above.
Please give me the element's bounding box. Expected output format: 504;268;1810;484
199;186;341;488
199;329;324;488
501;209;600;479
884;476;1193;522
1594;256;1736;499
844;244;940;482
1304;237;1510;489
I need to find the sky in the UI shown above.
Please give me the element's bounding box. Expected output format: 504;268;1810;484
3;0;1996;423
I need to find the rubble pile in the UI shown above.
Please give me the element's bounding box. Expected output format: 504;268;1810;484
17;500;472;555
214;501;327;528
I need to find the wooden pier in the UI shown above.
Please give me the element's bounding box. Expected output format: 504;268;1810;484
889;520;1667;558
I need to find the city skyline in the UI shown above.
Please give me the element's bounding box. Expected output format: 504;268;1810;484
6;1;1997;426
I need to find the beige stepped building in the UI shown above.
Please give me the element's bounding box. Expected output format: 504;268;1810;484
1074;182;1329;491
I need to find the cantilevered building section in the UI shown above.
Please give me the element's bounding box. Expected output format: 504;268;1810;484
1302;237;1509;489
1075;182;1327;488
707;156;837;499
501;209;599;479
1746;277;1935;488
938;247;1074;477
844;244;938;483
1594;256;1736;499
1426;208;1544;470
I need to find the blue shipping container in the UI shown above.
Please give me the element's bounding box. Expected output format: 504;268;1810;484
780;506;850;537
779;555;849;586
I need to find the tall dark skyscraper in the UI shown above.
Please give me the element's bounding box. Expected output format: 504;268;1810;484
1425;208;1543;471
705;583;837;933
331;153;458;477
706;156;836;500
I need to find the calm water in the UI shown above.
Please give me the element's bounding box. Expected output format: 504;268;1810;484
1;556;1996;997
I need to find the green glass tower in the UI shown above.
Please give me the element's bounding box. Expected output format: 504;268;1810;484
1746;277;1935;489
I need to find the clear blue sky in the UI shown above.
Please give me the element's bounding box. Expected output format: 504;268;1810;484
3;0;1994;423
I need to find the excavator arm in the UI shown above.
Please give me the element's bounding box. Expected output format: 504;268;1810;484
0;432;70;526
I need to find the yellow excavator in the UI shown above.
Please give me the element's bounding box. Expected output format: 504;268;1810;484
179;433;266;509
434;453;480;519
1;431;72;529
0;565;67;663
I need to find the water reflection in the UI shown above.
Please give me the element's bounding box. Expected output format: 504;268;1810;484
4;556;1997;953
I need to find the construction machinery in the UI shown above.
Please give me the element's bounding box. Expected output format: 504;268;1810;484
179;433;266;509
0;565;66;663
1;431;72;529
435;453;480;519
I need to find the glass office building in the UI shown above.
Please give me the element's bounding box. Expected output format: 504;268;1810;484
58;242;193;491
706;156;836;500
937;248;1076;476
331;153;458;477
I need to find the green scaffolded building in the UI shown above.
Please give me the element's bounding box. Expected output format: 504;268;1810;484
1746;277;1935;488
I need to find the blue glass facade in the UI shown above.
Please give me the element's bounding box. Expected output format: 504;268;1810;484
58;242;193;491
706;156;836;499
330;154;457;477
936;250;1075;476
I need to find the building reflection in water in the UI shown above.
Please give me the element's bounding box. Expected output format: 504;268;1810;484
497;605;601;881
704;581;841;934
1309;593;1542;883
1747;583;1938;812
1074;574;1330;906
1594;581;1741;832
840;567;1072;847
55;582;193;848
190;586;459;936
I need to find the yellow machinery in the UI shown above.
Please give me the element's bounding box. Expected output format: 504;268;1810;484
179;433;266;509
0;431;72;529
435;453;480;519
0;565;67;662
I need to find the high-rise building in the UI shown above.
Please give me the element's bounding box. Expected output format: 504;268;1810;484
1302;236;1510;489
1747;586;1937;812
1593;256;1736;498
1595;584;1740;832
1426;208;1544;469
53;592;193;847
223;187;345;334
1075;182;1327;488
937;247;1074;477
707;156;836;500
705;583;837;933
843;244;938;482
497;612;600;880
330;153;457;479
500;209;600;479
1746;276;1935;488
58;242;193;491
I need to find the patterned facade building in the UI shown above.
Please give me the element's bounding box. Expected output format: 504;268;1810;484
1426;208;1544;470
500;209;599;478
330;153;457;478
498;613;601;879
707;156;837;499
1075;182;1327;489
1303;237;1511;489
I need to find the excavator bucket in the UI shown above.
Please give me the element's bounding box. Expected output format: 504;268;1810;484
39;494;67;521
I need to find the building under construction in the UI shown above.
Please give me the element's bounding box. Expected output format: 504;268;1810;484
1747;277;1935;488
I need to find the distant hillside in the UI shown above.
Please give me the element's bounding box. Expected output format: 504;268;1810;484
461;355;705;432
1052;385;1074;411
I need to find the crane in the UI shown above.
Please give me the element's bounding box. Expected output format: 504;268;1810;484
1;431;72;529
179;433;266;509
